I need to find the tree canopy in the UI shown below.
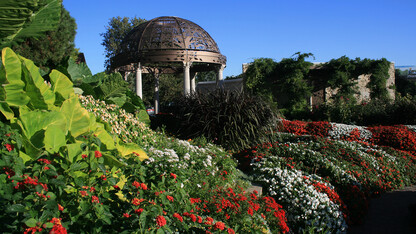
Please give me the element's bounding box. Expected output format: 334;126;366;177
101;16;146;69
11;6;77;70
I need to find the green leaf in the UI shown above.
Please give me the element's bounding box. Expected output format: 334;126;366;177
60;96;91;137
44;125;66;153
102;153;125;168
0;0;62;48
66;142;82;163
20;56;55;110
49;69;75;100
116;141;148;161
1;48;30;107
18;110;66;140
67;58;92;82
94;122;115;150
19;150;32;163
24;218;37;228
107;95;126;107
7;204;25;212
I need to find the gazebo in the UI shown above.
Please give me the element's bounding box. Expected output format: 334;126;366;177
111;16;227;114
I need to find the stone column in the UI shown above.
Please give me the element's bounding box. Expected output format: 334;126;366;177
183;62;192;96
136;63;143;99
190;72;197;93
124;71;130;81
216;64;226;89
154;72;160;114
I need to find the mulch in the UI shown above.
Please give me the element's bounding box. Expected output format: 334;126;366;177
348;185;416;234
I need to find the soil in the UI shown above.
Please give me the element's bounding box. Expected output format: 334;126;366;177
348;185;416;234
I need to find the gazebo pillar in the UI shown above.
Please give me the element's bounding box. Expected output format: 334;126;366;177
190;72;197;93
154;70;160;114
183;62;192;96
136;63;143;99
216;64;225;89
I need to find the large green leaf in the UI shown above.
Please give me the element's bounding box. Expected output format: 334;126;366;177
98;72;128;100
18;110;66;139
66;142;83;163
67;58;93;82
1;48;30;107
49;69;75;100
94;122;115;150
44;125;66;153
116;141;148;161
21;56;55;110
0;0;62;48
60;96;91;138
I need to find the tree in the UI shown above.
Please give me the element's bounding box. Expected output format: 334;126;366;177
11;6;77;70
101;16;146;69
273;52;314;115
0;0;62;49
244;58;277;102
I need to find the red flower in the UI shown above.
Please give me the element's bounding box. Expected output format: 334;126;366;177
94;150;102;158
5;144;14;152
91;196;99;203
80;191;88;197
123;213;131;218
173;213;183;222
49;218;67;234
24;226;43;234
82;154;88;159
227;228;235;234
101;175;107;181
214;221;225;230
205;217;214;225
113;185;120;190
170;173;177;179
190;198;201;204
132;181;141;188
197;216;203;223
156;215;166;227
166;195;174;202
141;183;148;190
58;204;64;211
134;208;144;215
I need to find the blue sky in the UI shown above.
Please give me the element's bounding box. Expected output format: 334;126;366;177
63;0;416;77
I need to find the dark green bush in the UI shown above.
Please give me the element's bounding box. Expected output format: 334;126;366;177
159;89;277;151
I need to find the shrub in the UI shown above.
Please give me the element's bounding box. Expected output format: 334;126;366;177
163;89;277;151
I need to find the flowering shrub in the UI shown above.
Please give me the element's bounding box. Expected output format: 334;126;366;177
251;159;347;233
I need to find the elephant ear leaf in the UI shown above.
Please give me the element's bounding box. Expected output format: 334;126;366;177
1;48;30;108
20;56;55;110
60;96;91;138
0;0;62;48
116;141;148;161
44;125;66;154
49;69;75;102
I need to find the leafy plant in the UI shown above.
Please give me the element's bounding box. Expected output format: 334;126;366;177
0;47;147;163
0;0;62;48
164;89;277;151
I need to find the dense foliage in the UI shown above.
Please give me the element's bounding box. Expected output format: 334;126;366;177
0;48;290;233
0;0;62;49
100;16;146;69
11;6;77;71
159;89;277;152
244;54;393;120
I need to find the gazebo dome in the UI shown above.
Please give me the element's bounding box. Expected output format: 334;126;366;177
111;16;226;69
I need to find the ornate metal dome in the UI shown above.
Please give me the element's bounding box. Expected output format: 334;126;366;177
111;16;226;70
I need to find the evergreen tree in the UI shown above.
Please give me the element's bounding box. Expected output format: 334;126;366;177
11;6;77;70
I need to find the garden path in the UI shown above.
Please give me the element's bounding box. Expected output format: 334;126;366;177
348;185;416;234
